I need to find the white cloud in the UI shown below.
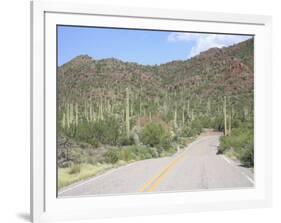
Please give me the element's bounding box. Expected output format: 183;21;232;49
167;33;252;58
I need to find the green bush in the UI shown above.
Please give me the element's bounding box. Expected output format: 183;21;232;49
236;143;253;167
103;145;160;163
149;147;159;158
74;121;99;147
134;145;158;159
200;116;213;129
121;145;151;160
118;148;134;161
141;123;171;150
219;127;253;167
117;135;135;146
182;118;202;137
92;117;120;146
104;149;119;164
71;116;122;146
211;116;224;131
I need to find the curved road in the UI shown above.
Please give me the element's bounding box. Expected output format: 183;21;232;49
58;134;254;197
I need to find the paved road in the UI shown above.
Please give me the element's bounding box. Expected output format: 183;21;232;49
58;134;254;197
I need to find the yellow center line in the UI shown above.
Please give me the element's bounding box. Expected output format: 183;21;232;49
138;136;217;192
138;152;187;192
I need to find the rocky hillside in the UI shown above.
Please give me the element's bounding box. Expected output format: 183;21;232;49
58;38;253;123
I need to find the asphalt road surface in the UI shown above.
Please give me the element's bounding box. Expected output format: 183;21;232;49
58;134;254;197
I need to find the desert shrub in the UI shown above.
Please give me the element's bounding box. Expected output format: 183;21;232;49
118;148;134;161
149;147;159;158
69;164;81;174
182;119;202;137
117;135;135;146
129;145;158;159
86;138;99;148
218;136;228;154
75;122;91;141
58;146;83;167
73;117;121;146
60;160;73;168
92;117;120;145
165;146;177;154
141;122;171;150
86;156;96;165
211;116;224;131
191;118;203;133
182;127;198;137
105;145;160;163
200;116;213;129
104;149;119;164
74;121;99;147
219;127;253;167
236;143;253;167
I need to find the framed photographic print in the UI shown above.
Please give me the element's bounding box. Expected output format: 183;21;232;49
31;1;272;222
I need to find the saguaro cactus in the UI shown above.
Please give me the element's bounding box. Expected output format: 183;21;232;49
62;112;66;129
75;103;79;126
182;105;185;126
174;108;177;129
223;96;228;136
66;103;73;127
66;103;70;128
228;113;231;135
89;102;93;122
126;87;130;138
99;98;104;121
228;107;232;135
130;100;134;117
187;99;190;118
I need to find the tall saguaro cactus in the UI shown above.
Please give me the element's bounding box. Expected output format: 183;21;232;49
126;87;130;138
174;108;177;129
182;105;185;126
228;113;231;135
187;99;190;118
75;103;79;126
66;103;70;128
223;96;228;136
228;107;232;135
62;112;66;129
98;98;104;121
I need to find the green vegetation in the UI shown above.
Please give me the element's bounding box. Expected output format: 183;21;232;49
57;38;254;188
219;121;254;167
141;123;171;150
58;144;179;189
58;162;117;189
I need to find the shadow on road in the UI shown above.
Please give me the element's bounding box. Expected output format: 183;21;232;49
17;213;30;222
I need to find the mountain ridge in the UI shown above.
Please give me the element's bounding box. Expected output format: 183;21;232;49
60;38;253;69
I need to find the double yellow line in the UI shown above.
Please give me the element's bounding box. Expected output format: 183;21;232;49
138;152;186;192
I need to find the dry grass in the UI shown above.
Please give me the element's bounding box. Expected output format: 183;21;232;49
58;161;127;189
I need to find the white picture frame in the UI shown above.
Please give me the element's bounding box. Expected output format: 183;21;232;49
31;1;272;222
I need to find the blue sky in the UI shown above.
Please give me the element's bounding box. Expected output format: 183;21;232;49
58;26;252;66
